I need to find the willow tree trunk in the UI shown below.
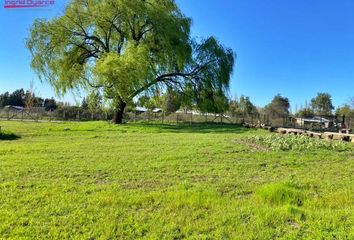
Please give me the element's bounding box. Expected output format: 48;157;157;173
112;101;126;124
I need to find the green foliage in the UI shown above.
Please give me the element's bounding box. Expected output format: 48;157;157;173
0;89;57;110
163;89;182;113
0;92;9;107
43;98;58;111
27;0;235;122
191;37;234;113
229;95;258;116
87;91;102;113
198;89;229;113
336;104;354;118
239;95;257;115
137;93;163;110
264;94;290;117
8;89;26;107
296;107;314;118
247;134;350;151
311;92;334;116
81;97;89;109
0;89;25;107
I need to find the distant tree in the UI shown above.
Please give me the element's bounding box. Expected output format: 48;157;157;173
1;89;46;108
81;97;89;109
296;107;315;118
229;95;257;116
137;96;157;110
0;92;10;108
336;104;353;118
24;81;36;110
27;0;235;124
264;94;290;117
87;91;102;113
57;101;71;108
8;89;25;107
179;85;195;111
198;90;229;114
137;96;150;109
238;95;257;116
44;98;57;111
24;90;35;110
311;93;334;116
229;99;240;117
34;97;44;108
163;89;182;114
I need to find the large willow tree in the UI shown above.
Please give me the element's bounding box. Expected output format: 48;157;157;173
27;0;235;123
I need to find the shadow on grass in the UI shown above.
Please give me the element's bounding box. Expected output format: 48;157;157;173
129;122;253;134
0;132;21;141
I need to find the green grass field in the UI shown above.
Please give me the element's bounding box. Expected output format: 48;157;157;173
0;121;353;239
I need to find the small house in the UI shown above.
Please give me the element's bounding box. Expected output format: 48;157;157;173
295;116;334;129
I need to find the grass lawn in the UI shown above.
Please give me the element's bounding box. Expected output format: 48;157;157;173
0;121;353;239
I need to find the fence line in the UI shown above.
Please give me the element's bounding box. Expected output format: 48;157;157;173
0;108;353;131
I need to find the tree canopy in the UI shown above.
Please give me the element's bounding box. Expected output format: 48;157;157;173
27;0;235;123
296;107;314;118
229;95;257;116
336;104;353;118
264;94;290;117
311;93;334;116
0;89;58;110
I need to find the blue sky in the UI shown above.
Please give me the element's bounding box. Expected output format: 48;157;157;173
1;0;354;109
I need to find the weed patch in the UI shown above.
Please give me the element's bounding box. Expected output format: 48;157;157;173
247;134;351;151
255;182;304;206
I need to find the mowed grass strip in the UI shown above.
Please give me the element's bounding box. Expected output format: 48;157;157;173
0;121;353;239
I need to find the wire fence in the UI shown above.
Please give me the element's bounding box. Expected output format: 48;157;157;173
0;108;113;122
0;107;353;132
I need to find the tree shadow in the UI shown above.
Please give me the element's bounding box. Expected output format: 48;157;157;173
0;132;21;141
131;122;254;134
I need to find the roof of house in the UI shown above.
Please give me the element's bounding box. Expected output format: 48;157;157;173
296;116;330;123
135;107;148;112
4;105;24;110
